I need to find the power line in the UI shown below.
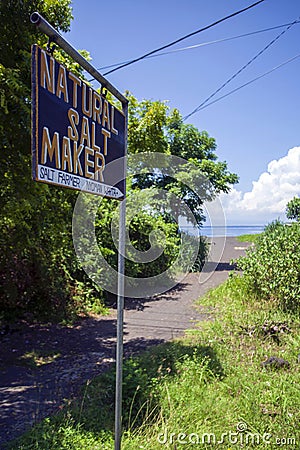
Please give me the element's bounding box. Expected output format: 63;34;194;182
183;16;300;121
95;21;299;74
193;52;300;111
103;0;265;76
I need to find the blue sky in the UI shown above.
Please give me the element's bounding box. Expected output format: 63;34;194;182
64;0;300;225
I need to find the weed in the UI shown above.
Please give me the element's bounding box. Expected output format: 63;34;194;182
236;233;261;243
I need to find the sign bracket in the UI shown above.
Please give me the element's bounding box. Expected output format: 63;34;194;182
46;38;56;55
31;12;128;106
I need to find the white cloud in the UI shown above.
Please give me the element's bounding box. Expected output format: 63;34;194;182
219;146;300;225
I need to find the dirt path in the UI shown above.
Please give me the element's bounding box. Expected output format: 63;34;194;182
0;237;250;447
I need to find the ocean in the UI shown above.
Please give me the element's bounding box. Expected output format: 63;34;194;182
182;225;265;238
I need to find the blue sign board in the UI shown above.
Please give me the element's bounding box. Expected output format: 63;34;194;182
31;45;125;199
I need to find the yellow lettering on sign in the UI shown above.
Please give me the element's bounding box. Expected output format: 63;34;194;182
91;122;100;152
102;100;110;130
73;142;84;176
68;72;81;108
80;116;91;147
40;50;55;94
101;128;111;155
56;66;69;103
85;146;94;178
68;108;79;141
95;152;105;182
41;127;61;169
61;136;73;172
111;106;119;135
93;91;102;124
82;83;92;118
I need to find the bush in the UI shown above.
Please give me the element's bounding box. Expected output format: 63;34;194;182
286;196;300;221
236;220;300;311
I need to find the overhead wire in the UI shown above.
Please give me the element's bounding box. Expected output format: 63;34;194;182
183;16;300;121
102;0;265;76
85;0;298;116
194;52;300;111
95;21;299;74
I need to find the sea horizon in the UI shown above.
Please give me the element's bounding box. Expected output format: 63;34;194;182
181;224;266;238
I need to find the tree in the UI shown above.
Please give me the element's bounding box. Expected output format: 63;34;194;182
127;92;238;226
0;0;95;320
0;4;238;320
286;197;300;222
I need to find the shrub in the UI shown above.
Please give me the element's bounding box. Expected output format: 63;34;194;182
286;196;300;221
236;220;300;311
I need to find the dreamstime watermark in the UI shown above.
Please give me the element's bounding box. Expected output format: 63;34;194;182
157;422;296;446
72;152;226;298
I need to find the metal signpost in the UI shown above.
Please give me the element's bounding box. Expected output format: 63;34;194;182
31;12;127;450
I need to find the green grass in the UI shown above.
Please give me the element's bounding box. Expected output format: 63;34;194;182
9;275;300;449
236;233;261;243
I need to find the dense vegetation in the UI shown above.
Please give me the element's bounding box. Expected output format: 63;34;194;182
0;0;237;322
237;220;300;311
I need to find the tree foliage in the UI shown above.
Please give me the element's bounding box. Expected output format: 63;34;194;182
127;92;238;226
286;196;300;222
0;2;238;321
0;0;92;320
